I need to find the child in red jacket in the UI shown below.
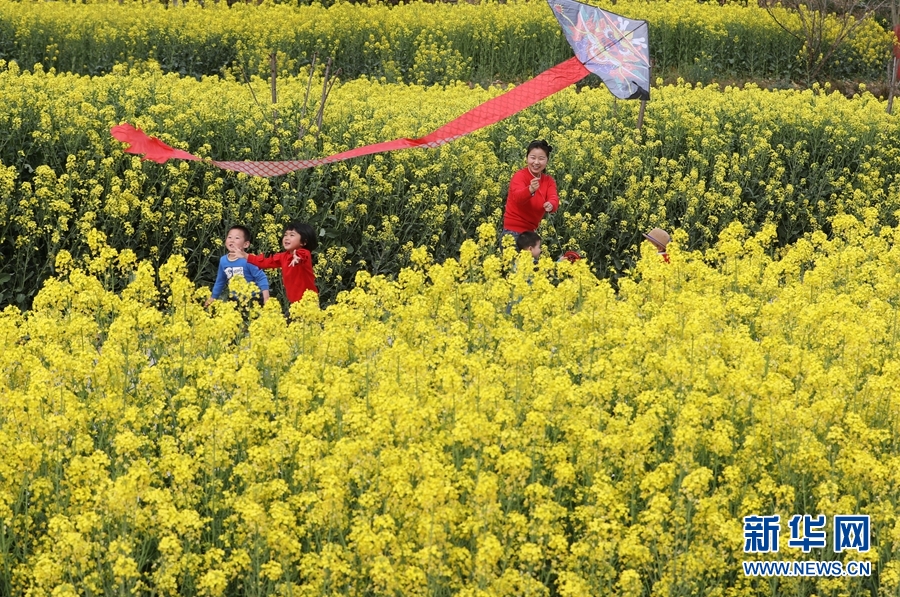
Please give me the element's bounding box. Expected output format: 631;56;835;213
240;221;318;303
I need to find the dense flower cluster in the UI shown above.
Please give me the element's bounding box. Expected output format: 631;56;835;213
3;1;896;595
3;60;900;308
0;219;895;596
0;0;890;83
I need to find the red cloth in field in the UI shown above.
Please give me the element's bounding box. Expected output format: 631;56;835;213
247;249;317;303
111;57;590;177
895;25;900;77
503;168;559;233
895;25;900;59
110;123;200;163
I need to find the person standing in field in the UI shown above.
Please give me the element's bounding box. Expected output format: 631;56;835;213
500;139;560;243
205;225;270;307
238;221;319;303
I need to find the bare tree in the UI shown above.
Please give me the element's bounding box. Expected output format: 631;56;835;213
239;52;341;159
760;0;888;84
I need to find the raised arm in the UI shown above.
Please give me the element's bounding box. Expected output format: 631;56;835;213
507;169;535;204
246;252;285;270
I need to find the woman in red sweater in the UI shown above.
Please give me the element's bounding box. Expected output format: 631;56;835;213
501;140;560;242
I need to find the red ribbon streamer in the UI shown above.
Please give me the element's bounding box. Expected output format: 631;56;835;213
112;57;590;178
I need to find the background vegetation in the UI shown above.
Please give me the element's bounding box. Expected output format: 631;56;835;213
0;0;891;85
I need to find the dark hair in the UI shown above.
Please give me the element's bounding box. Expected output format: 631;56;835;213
526;139;553;157
516;231;541;251
285;221;319;251
228;225;252;243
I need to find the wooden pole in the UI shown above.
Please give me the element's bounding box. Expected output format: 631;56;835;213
298;52;317;139
888;57;897;115
636;98;646;130
316;58;333;133
887;24;900;114
270;52;278;125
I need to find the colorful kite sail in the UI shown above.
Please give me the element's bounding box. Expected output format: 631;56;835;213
549;0;649;100
111;0;649;177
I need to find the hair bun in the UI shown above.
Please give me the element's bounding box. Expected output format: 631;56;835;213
527;139;553;155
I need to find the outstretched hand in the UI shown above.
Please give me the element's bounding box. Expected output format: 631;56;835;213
289;250;302;267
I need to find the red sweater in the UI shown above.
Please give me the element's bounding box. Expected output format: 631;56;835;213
502;168;560;233
248;249;317;303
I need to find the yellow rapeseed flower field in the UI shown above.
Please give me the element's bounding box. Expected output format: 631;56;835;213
2;5;898;594
0;0;890;82
1;219;896;596
4;60;900;308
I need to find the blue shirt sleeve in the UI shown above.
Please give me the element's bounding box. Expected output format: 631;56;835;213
210;255;228;299
248;262;270;291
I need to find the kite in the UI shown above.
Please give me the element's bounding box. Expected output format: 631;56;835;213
549;0;649;101
111;0;649;178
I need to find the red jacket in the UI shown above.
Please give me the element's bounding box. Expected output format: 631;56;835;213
248;249;317;303
502;168;560;233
